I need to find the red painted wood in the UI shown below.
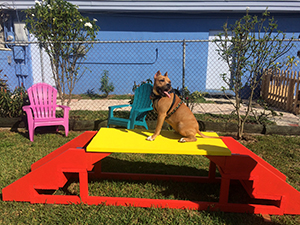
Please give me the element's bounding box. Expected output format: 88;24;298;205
3;133;300;215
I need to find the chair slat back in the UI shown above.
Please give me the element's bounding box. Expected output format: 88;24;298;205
131;83;153;117
27;83;58;119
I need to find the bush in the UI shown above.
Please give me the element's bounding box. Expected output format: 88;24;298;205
0;70;28;118
182;87;208;111
99;70;114;97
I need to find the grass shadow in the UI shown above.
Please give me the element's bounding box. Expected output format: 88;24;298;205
57;157;221;202
100;156;212;176
56;157;265;207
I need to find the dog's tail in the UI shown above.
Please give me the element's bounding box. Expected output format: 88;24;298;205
197;130;221;139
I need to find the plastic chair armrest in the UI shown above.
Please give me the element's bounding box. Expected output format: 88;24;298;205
108;104;131;119
57;105;70;118
130;107;153;121
108;104;131;110
135;107;153;113
57;105;70;110
22;105;33;120
22;105;32;111
57;105;70;112
22;105;33;114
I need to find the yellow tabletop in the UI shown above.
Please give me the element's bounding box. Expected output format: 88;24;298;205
86;128;231;156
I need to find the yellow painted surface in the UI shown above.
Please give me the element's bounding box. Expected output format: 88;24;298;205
86;128;231;156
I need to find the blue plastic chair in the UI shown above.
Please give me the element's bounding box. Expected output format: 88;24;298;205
107;83;153;129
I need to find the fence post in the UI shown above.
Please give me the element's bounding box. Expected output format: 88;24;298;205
261;69;271;101
39;43;45;83
286;71;296;112
293;71;300;114
182;39;186;100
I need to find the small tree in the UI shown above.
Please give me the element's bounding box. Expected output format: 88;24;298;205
99;70;114;97
25;0;99;105
214;9;293;139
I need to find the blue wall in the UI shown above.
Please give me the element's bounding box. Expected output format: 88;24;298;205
0;50;15;89
71;12;300;95
1;11;300;95
0;12;33;91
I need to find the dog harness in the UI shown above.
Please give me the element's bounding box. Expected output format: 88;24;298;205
165;100;183;119
150;89;183;120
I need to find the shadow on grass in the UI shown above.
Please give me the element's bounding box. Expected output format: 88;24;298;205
12;126;67;141
100;156;211;176
56;157;249;204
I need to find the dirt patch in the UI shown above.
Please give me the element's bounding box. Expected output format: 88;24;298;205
239;134;258;145
223;132;258;145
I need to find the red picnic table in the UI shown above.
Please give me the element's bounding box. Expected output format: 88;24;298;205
2;128;300;215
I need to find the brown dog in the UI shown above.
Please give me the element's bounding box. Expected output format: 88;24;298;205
146;71;217;142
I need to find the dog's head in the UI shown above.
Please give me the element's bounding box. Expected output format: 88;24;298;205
153;71;172;98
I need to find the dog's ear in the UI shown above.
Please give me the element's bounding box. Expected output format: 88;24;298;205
154;71;161;78
164;72;168;77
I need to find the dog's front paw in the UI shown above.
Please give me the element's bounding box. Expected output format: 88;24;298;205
179;138;186;143
146;136;155;141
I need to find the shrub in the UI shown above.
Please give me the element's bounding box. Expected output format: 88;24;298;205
182;87;207;111
99;70;114;97
0;70;28;118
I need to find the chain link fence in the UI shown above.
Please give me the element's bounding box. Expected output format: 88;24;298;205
1;39;300;125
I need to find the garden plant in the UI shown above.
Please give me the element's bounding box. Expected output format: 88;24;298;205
214;9;293;139
99;70;115;98
0;70;28;118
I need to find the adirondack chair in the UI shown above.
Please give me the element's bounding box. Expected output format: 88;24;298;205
23;83;70;142
107;83;153;129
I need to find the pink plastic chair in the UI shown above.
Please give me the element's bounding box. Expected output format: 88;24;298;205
23;83;70;142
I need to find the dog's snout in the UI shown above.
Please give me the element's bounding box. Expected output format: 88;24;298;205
166;83;171;88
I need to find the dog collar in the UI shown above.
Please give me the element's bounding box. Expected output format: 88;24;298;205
150;88;174;101
151;89;183;119
150;92;162;101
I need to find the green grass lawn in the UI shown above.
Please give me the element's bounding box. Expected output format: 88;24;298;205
0;129;299;224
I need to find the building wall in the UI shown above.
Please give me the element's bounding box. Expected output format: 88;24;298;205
70;12;300;95
1;10;300;94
